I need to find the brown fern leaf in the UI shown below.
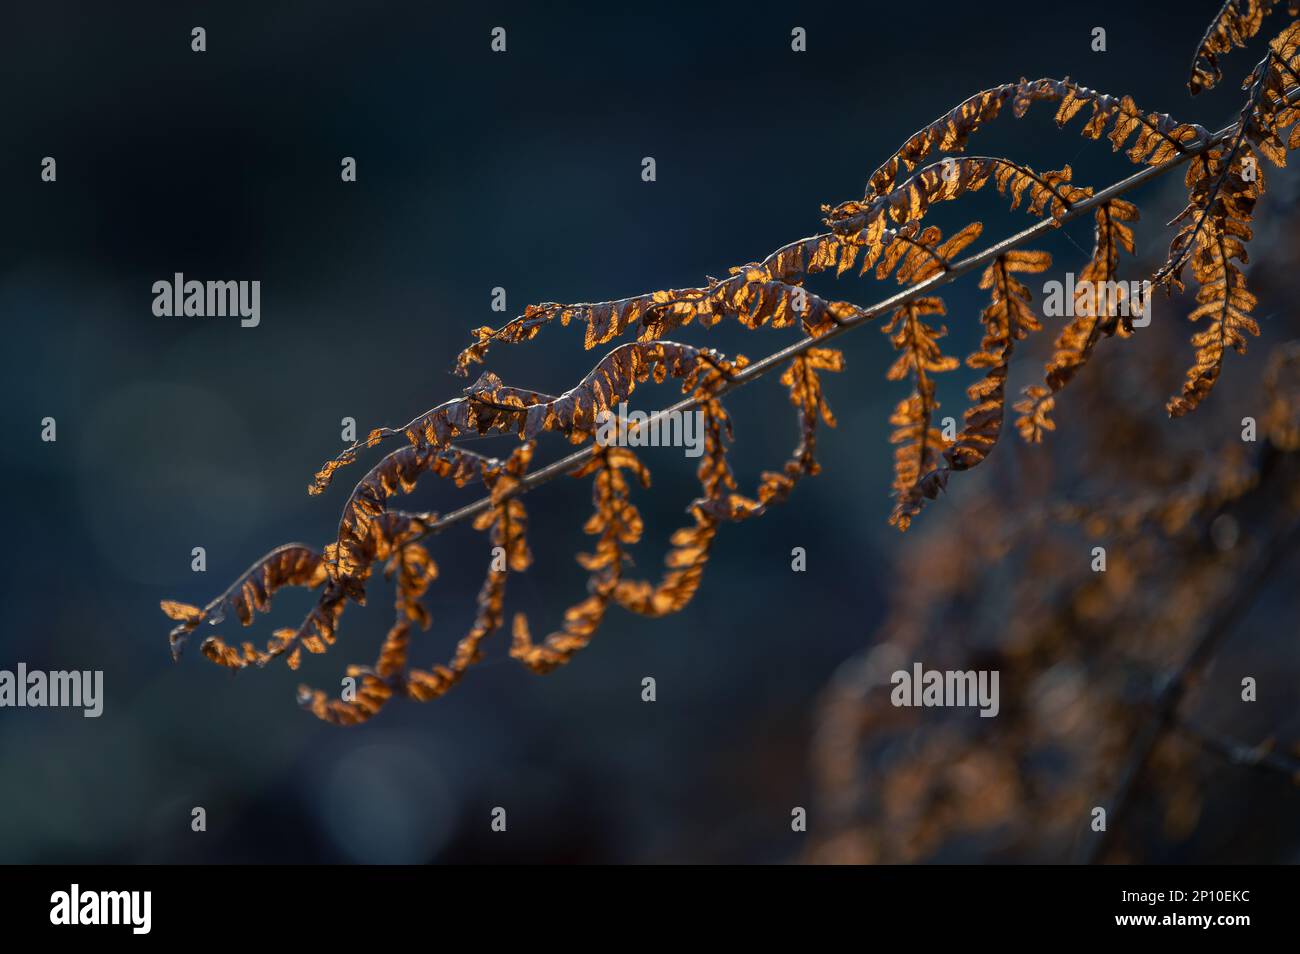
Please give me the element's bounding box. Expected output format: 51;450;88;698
895;223;985;284
614;372;797;615
454;236;861;373
453;83;1185;426
310;428;383;497
332;444;493;592
869;221;977;284
864;85;1028;200
613;398;753;617
458;76;1189;374
1168;213;1261;416
275;580;350;669
511;447;649;673
885;299;959;530
161;544;328;665
459;88;1139;376
1155;35;1297;417
297;670;395;726
314;342;737;494
294;545;434;726
390;541;439;629
299;443;535;721
465;341;735;443
1047;86;1207;164
1161;63;1267;416
169;40;1300;722
480;441;535;573
1252;21;1300;163
294;444;520;685
159;600;208;655
612;510;718;618
900;251;1051;523
953;250;1053;459
1188;0;1296;95
827;158;1089;275
878;225;976;528
1015;199;1141;442
310;398;502;495
693;394;767;522
403;564;508;703
446;443;535;672
864;78;1205;201
756;347;845;506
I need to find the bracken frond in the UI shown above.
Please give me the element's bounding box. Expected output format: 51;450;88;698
1254;21;1300;161
879;224;978;528
1188;0;1298;94
865;78;1207;200
900;250;1052;524
165;8;1300;720
511;447;648;672
826;157;1089;277
457;76;1207;379
453;239;861;375
614;394;764;617
1159;41;1285;415
755;347;845;506
162;544;328;669
315;341;738;493
297;443;534;724
1015;198;1141;441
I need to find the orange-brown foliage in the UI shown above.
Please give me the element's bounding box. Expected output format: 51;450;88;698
165;7;1300;723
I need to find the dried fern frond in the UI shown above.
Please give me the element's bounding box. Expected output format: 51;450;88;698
756;347;844;507
315;340;736;493
454;243;860;375
163;544;328;668
292;543;436;725
826;158;1089;273
331;444;489;590
878;224;978;529
865;78;1207;201
458;76;1206;378
1160;81;1272;414
900;250;1052;524
511;447;648;672
1255;20;1300;158
1188;0;1298;94
298;443;534;724
165;9;1300;720
1015;198;1141;441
